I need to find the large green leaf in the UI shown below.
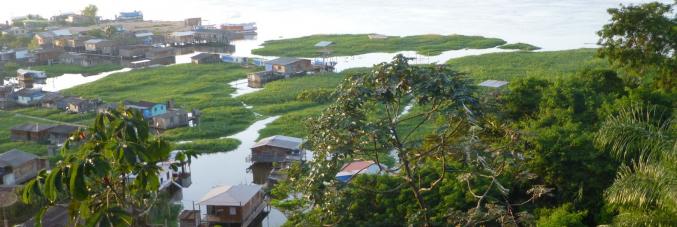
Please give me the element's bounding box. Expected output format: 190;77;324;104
69;162;88;200
44;168;62;202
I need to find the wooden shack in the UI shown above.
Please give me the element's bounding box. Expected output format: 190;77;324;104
0;149;48;186
179;210;201;227
34;48;64;65
184;18;202;27
190;53;221;64
247;71;283;88
65;97;98;113
264;57;312;75
14;88;45;106
146;47;176;65
249;135;304;163
85;39;116;55
151;109;189;130
199;184;266;227
48;125;80;145
194;29;233;44
169;31;196;43
118;45;151;59
10;123;55;143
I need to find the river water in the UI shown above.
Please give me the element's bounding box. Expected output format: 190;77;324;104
3;1;668;226
3;0;665;51
177;116;287;226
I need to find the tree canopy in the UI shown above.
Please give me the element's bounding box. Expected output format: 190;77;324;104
597;2;676;89
21;107;195;226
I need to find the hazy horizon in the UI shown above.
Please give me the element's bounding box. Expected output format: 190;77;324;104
1;0;671;50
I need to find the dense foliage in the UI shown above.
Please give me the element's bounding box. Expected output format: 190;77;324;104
270;3;675;226
597;1;676;90
21;107;195;226
446;48;608;81
0;33;33;49
273;56;556;226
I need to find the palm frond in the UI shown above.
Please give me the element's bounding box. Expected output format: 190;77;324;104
595;104;672;161
605;160;677;212
613;208;677;227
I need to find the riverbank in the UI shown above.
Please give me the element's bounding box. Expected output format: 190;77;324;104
251;34;511;57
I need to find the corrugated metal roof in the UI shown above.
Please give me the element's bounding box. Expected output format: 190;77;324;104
85;39;108;44
135;32;153;38
251;135;302;150
478;80;508;88
50;29;72;37
0;149;38;168
48;125;80;135
171;31;195;37
340;160;375;173
264;57;307;66
124;100;161;109
11;123;54;132
199;184;262;206
335;160;385;183
15;88;44;97
314;41;334;48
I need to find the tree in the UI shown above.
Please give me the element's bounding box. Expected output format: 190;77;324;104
82;5;98;24
103;25;118;39
280;55;547;226
503;70;627;224
86;29;105;38
21;107;194;226
502;77;550;120
2;62;19;78
535;204;587;227
597;2;677;89
595;104;676;226
27;37;40;50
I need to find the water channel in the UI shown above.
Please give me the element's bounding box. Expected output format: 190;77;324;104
177;116;286;226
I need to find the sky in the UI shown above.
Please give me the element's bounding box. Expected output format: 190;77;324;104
1;0;671;50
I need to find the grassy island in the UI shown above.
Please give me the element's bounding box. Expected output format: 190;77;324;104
252;34;509;57
498;42;541;51
447;48;607;81
1;49;606;154
62;63;257;153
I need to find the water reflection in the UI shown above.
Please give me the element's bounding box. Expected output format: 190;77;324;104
232;44;513;73
229;79;262;97
34;68;132;92
177;116;287;226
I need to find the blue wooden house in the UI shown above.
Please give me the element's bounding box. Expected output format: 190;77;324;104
116;11;143;21
124;100;167;119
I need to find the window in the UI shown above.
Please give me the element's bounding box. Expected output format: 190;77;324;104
229;207;237;215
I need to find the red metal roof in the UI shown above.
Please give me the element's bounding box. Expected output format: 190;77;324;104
340;160;375;172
